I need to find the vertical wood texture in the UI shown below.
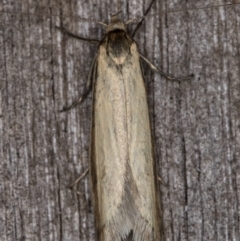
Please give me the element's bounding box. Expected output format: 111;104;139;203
0;0;240;240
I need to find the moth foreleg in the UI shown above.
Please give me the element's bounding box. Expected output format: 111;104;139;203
140;54;194;81
55;26;100;44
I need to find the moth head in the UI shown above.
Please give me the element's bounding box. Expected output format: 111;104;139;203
96;11;139;33
105;11;126;33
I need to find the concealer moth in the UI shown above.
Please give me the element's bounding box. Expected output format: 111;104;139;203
59;2;193;240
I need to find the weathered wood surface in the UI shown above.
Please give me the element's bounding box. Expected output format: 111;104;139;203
0;0;240;240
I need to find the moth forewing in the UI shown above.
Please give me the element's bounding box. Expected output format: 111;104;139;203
59;8;191;241
89;15;162;241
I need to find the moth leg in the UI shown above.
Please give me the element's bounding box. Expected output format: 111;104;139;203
55;26;100;44
158;176;166;185
140;54;194;81
69;168;89;187
59;54;98;112
132;0;156;37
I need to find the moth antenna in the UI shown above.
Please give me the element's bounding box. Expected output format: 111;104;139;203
95;11;125;30
132;0;156;37
111;11;122;18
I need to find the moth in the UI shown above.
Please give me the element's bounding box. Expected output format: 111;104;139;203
59;3;193;241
